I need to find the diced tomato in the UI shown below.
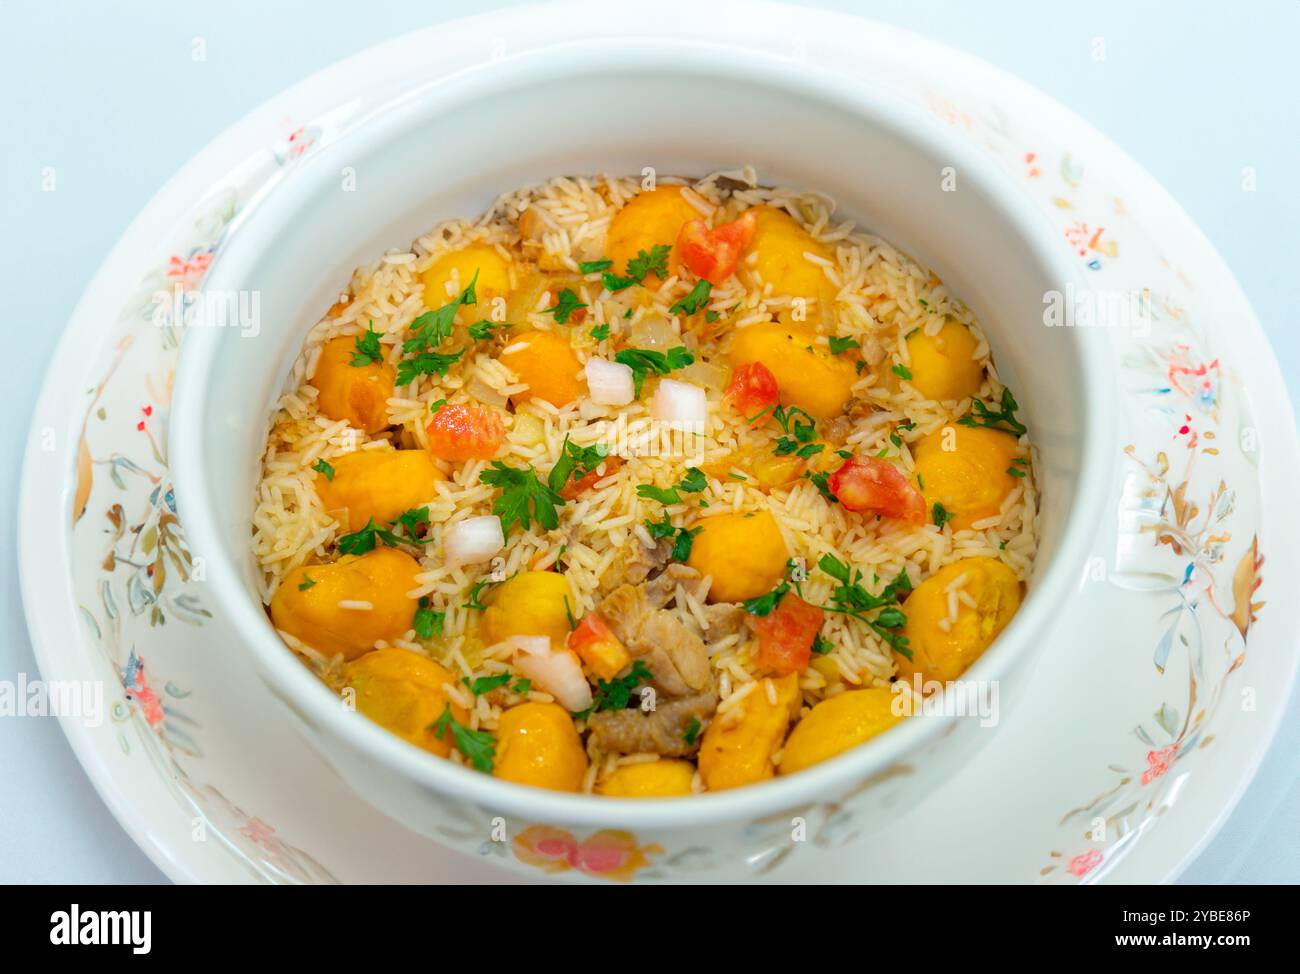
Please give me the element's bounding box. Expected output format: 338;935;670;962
752;593;824;676
724;361;780;421
568;613;632;681
426;403;504;461
826;455;926;523
559;456;623;500
676;210;758;285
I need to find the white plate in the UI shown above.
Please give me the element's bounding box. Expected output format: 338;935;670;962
20;1;1298;883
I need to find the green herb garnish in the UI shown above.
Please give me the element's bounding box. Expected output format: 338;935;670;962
578;259;613;274
479;462;565;534
614;346;695;398
431;704;496;772
544;288;587;324
957;387;1027;436
336;517;403;556
817;554;912;658
683;716;702;746
589;323;610;341
412;597;444;639
891;363;913;381
743;581;791;617
350;322;385;366
828;336;861;356
311;458;335;480
547;436;610;494
932;503;952;529
298;575;316;591
669;280;712;316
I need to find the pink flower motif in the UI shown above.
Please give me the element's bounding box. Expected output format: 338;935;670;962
1067;848;1104;878
1141;744;1177;784
165;251;212;287
284;126;315;158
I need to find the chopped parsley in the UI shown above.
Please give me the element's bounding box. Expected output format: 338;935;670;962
743;580;791;617
682;716;702;746
578;259;613;274
932;502;953;529
891;363;913;381
350;322;385;366
412;597;444;639
431;704;496;772
298;574;316;591
564;595;577;631
812;633;835;655
547;436;610;494
614;345;695;398
392;505;430;542
311;458;335;480
464;672;513;695
479;461;565;534
670;524;702;562
636;466;707;505
705;310;720;324
669;280;712;316
336;517;403;556
588;660;653;713
645;510;676;540
544;288;587;324
817;554;913;658
428;398;447;414
828;336;861;356
468;319;506;341
396;349;464;387
602;244;672;292
405;271;477;354
463;579;492;612
589;323;610;341
957;386;1027;436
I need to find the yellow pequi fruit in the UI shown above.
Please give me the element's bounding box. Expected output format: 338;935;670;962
343;648;467;757
493;702;588;792
312;335;396;435
315;449;446;533
778;688;904;775
744;206;835;299
499;329;586;407
698;674;802;791
597;759;696;798
420;243;512;313
912;424;1023;530
478;571;576;649
270;547;422;660
606;186;703;286
686;510;790;603
728;321;856;420
904;320;984;402
896;556;1022;686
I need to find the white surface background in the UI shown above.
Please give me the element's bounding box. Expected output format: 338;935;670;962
1;0;1296;884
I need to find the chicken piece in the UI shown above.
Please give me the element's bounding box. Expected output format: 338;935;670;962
587;690;716;758
601;538;671;589
597;584;712;697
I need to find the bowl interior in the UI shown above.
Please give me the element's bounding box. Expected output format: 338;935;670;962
172;40;1110;823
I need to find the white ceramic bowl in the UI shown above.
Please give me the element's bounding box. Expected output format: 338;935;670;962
171;37;1114;879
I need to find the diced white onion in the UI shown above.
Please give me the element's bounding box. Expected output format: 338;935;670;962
584;358;635;406
443;515;504;568
651;378;708;427
510;636;594;713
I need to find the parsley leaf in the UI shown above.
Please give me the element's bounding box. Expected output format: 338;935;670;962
683;716;702;746
932;502;952;529
463;579;492;611
812;633;835;655
396;349;464;387
468;319;507;341
311;458;335;480
431;704;496;772
590;660;653;712
614;346;695;398
405;270;478;354
602;244;672;292
336;517;404;555
298;575;316;591
412;597;444;639
957;387;1027;436
817;555;913;658
828;336;861;356
743;581;791;617
544;288;587;324
392;505;430;542
547;436;610;494
892;363;913;381
644;510;676;540
670;524;702;562
578;259;613;274
479;462;565;534
669;280;712;316
589;323;610;341
350;322;385;366
465;672;514;696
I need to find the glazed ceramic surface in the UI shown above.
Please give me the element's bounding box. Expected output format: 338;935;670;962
19;1;1297;884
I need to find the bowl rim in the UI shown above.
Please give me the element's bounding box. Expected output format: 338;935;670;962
171;35;1116;829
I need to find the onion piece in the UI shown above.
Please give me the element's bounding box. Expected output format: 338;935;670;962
651;378;708;428
510;636;594;712
443;515;504;568
584;358;635;406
